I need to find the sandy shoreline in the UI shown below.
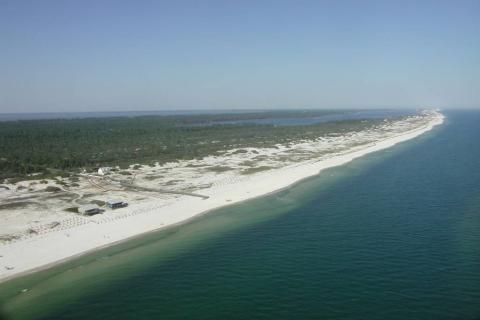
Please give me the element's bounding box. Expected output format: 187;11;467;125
0;112;444;283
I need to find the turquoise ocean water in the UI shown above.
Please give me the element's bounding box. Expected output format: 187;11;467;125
0;110;479;319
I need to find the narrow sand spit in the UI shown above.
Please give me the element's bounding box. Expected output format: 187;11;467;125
0;111;444;282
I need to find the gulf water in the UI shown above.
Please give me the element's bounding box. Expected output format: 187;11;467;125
1;110;479;319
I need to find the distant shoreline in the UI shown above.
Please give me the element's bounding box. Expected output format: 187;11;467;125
0;108;415;122
0;111;444;283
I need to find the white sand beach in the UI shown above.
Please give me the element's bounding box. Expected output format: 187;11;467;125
0;111;444;282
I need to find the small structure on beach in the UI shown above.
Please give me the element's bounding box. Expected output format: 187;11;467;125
78;204;101;216
98;167;111;176
106;199;128;209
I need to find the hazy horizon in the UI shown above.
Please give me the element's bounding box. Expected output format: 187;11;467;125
0;106;465;116
0;106;431;114
1;0;479;112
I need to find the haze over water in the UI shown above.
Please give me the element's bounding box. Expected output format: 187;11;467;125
1;110;479;319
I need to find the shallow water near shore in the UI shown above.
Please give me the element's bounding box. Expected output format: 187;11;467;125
1;110;479;320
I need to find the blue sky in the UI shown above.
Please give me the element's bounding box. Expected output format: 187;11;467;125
1;0;479;112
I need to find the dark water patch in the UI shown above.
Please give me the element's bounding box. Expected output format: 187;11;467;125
193;109;419;126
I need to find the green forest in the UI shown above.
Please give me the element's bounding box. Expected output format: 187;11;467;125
0;112;389;182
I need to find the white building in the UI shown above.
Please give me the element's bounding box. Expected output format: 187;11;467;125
106;199;128;209
98;167;111;176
